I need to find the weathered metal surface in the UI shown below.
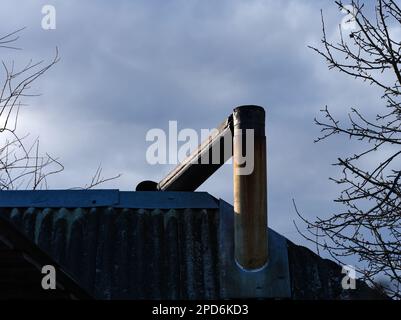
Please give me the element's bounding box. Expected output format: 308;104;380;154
0;190;290;300
218;200;291;299
0;205;220;299
233;105;268;270
0;190;218;209
158;116;233;191
286;241;388;300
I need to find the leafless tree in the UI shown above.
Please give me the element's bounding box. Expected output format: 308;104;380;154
0;28;121;191
0;28;63;190
296;0;401;299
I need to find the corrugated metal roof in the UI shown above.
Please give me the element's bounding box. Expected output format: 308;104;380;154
0;206;220;299
0;190;291;299
0;190;386;300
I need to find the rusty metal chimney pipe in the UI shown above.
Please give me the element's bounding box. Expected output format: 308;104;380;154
233;105;268;270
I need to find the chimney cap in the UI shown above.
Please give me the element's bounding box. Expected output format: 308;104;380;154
233;105;265;132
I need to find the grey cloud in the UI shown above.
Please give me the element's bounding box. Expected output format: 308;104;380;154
0;0;380;255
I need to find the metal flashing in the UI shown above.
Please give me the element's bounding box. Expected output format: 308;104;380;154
218;199;291;299
0;190;218;209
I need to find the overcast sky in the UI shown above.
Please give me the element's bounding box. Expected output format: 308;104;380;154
0;0;386;254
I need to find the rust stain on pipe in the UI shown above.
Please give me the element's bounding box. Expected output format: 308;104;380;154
233;105;268;270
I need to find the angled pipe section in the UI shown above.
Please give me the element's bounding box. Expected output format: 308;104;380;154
158;116;233;191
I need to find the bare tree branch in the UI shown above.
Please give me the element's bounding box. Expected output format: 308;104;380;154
299;0;401;299
0;29;63;190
